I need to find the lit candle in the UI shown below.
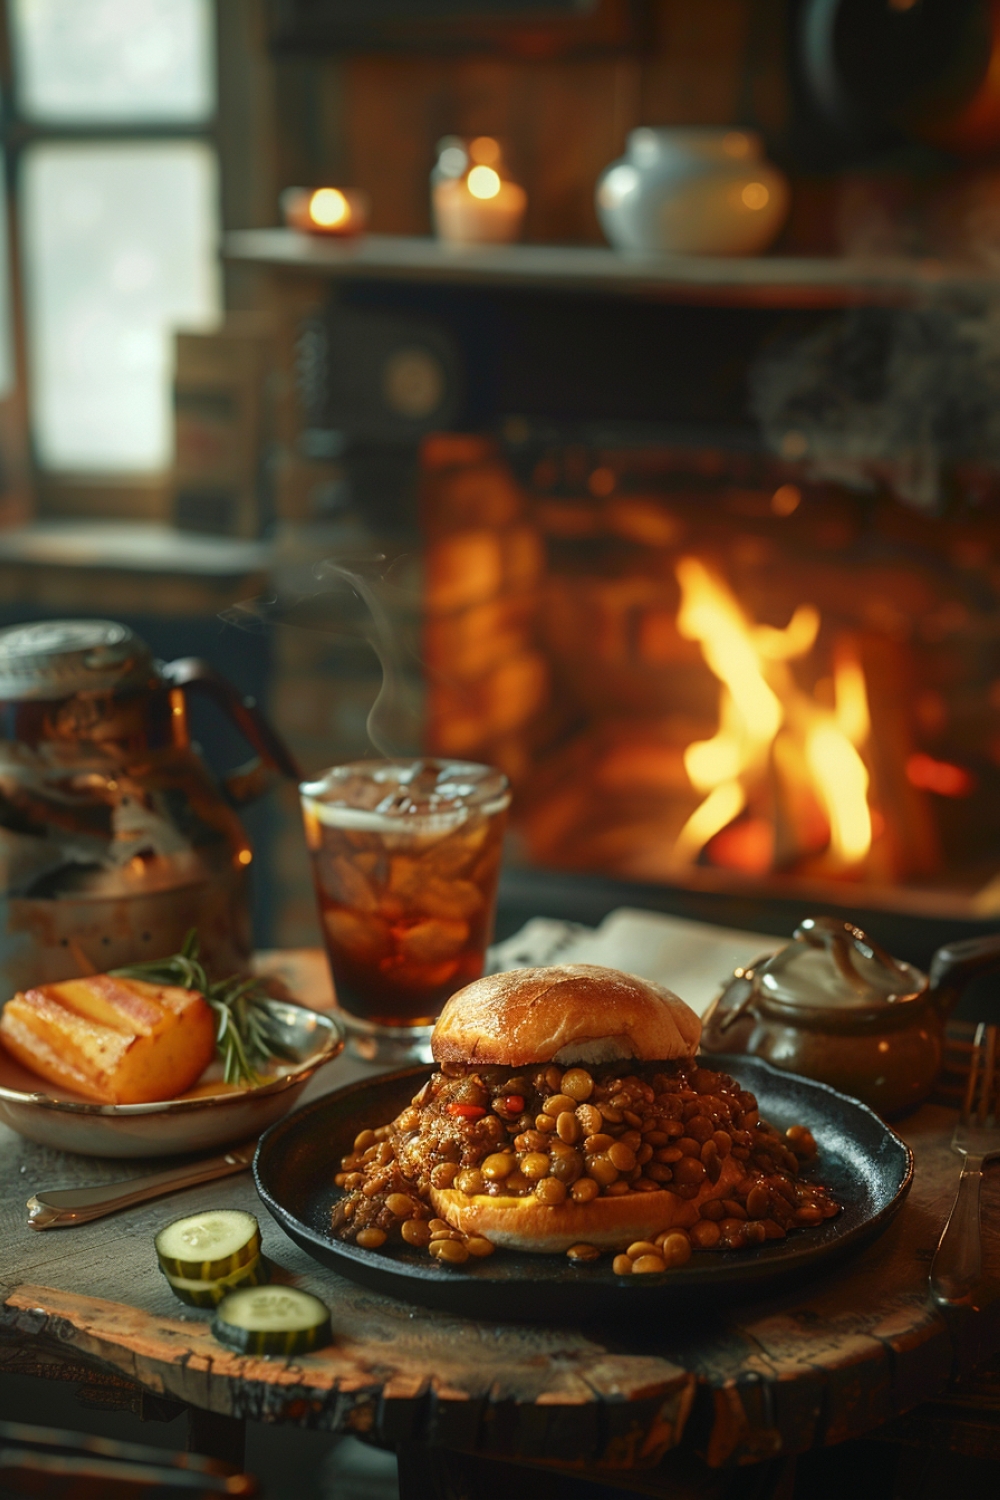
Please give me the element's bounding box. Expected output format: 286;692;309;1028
281;186;370;238
431;136;527;247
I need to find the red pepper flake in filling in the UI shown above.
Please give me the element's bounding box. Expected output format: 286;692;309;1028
446;1102;487;1119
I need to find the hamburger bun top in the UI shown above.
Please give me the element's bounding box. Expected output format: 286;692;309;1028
430;963;701;1068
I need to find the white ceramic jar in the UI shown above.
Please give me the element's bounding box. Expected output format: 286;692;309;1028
595;127;790;256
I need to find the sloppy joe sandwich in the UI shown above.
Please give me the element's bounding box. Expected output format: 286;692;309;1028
330;965;838;1272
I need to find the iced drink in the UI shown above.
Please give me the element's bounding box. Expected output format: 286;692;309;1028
300;760;510;1028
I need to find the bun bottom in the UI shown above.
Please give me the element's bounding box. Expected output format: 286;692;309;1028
430;1154;745;1253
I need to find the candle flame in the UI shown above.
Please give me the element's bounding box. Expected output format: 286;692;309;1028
467;165;501;201
309;188;348;228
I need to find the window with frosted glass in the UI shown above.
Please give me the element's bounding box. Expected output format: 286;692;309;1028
9;0;220;473
23;143;220;470
11;0;214;124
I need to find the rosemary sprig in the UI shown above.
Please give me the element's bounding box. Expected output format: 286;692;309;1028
111;931;295;1087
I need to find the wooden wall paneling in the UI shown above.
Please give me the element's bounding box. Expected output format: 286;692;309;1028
260;0;802;247
434;54;522;141
344;56;452;236
264;0;645;57
517;58;633;243
640;0;754;127
737;0;791;145
272;55;349;198
333;1;791;244
218;0;280;236
344;53;635;243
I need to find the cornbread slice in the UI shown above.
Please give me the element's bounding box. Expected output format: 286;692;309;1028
0;973;216;1103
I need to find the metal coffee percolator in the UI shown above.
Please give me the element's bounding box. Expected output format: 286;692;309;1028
0;620;299;992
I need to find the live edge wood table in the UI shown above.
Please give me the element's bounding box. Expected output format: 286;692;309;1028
3;952;1000;1499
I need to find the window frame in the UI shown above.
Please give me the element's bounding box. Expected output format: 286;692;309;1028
0;0;232;519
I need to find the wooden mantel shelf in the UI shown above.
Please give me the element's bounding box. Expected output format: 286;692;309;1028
224;228;1000;308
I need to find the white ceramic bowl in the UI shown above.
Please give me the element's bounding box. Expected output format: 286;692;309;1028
0;999;344;1157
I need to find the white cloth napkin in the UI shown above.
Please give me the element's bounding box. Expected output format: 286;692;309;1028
488;907;783;1018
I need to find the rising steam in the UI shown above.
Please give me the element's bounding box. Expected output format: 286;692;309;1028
220;556;422;758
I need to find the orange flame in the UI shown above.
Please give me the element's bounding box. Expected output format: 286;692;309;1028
673;558;872;871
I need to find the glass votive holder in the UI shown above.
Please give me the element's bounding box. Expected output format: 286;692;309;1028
281;186;370;237
431;135;526;246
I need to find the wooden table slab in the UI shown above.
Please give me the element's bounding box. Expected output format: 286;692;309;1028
2;951;1000;1475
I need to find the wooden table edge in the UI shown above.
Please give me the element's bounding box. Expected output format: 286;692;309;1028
0;1283;696;1469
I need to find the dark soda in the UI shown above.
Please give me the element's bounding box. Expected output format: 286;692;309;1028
301;759;510;1027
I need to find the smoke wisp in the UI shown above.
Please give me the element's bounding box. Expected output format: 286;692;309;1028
220;554;423;759
751;294;1000;510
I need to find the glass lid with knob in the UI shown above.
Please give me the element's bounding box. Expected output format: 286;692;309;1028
754;916;927;1016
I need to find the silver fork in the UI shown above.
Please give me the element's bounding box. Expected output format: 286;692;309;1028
930;1023;1000;1309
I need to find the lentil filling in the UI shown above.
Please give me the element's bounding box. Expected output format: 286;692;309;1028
330;1059;840;1270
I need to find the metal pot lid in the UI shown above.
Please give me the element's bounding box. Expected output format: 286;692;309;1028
755;916;927;1014
0;620;156;701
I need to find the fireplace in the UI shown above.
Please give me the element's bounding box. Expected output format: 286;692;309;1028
226;234;1000;952
420;432;1000;923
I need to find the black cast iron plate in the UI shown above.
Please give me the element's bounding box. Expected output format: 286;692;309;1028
253;1055;913;1321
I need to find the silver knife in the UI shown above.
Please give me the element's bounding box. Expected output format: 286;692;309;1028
26;1140;258;1229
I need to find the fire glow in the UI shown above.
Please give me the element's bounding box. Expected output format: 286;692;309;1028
673;558;873;872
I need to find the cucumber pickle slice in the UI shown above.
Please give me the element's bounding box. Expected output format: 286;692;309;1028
164;1253;269;1309
155;1210;260;1281
211;1286;332;1357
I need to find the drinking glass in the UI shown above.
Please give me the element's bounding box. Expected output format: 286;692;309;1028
300;758;510;1061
